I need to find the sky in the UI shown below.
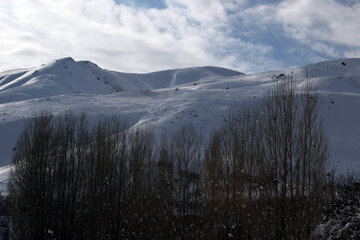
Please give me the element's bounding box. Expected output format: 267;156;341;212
0;0;359;74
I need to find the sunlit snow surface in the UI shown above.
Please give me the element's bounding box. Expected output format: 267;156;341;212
1;57;360;191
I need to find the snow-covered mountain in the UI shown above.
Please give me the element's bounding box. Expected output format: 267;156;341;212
0;57;243;103
1;57;360;186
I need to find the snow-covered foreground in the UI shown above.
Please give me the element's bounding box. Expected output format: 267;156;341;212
0;57;360;190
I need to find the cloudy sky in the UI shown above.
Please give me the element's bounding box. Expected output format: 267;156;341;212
0;0;359;73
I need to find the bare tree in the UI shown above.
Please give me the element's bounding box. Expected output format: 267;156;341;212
202;77;331;239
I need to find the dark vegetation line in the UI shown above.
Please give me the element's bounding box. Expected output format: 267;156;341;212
7;79;336;239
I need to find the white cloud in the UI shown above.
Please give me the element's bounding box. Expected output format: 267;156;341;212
275;0;360;52
310;42;339;58
235;0;360;62
0;0;273;73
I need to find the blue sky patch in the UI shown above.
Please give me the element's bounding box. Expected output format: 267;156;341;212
114;0;167;9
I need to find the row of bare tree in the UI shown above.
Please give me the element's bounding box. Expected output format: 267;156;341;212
8;79;334;239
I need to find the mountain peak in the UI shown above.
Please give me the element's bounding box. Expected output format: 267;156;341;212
46;57;76;69
54;57;75;63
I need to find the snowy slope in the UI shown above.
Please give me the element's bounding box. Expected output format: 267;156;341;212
0;57;359;189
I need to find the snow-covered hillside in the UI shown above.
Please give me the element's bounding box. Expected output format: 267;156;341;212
0;57;360;188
